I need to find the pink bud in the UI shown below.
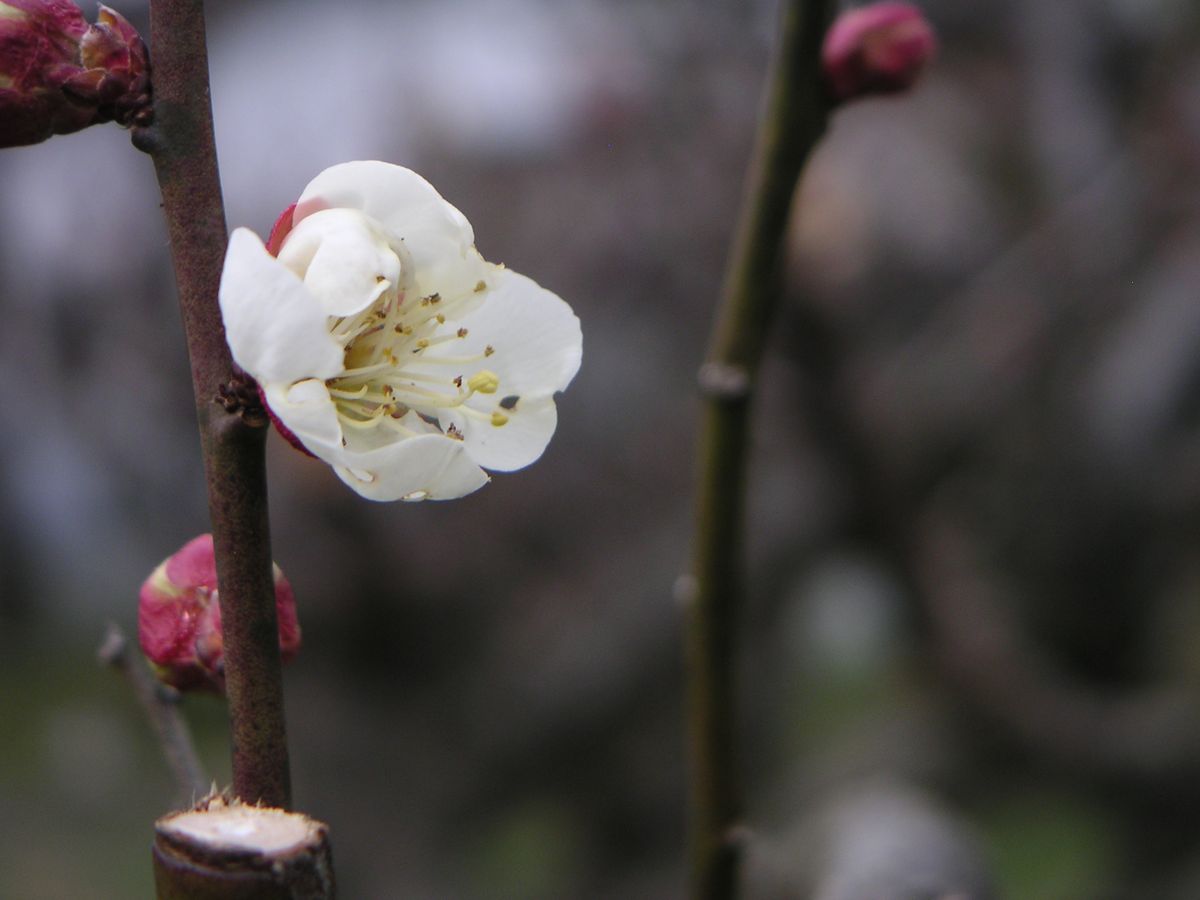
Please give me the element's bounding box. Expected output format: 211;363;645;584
0;1;149;149
822;2;936;103
138;535;301;694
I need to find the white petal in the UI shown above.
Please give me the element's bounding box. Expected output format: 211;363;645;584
445;268;582;397
276;209;403;317
295;161;490;301
262;380;343;454
448;396;559;472
333;433;489;501
219;229;345;384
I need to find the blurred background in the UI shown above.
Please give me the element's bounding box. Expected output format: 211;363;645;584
1;0;1200;896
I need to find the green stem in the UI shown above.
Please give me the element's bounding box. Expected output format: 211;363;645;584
685;2;833;897
137;0;292;809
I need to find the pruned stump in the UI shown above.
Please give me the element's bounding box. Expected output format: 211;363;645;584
153;797;335;899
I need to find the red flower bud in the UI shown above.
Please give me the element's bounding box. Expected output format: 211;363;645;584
822;2;936;103
0;1;149;149
138;535;301;693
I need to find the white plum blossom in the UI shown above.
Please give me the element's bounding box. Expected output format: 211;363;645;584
218;161;582;501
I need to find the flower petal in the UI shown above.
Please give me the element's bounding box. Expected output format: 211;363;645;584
295;161;489;301
261;379;343;454
448;395;559;473
219;228;345;384
276;208;403;317
441;268;582;397
333;433;489;501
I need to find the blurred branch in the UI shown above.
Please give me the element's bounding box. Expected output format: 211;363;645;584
914;506;1200;782
98;624;208;802
684;1;833;897
134;0;291;809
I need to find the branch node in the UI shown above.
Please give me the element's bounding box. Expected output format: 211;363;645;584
673;573;699;609
131;123;163;155
217;374;269;428
698;362;751;400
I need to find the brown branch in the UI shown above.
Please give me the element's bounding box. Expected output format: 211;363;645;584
684;1;833;897
135;0;291;809
98;623;209;802
914;508;1200;783
153;798;335;899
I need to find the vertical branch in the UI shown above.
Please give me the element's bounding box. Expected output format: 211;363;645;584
136;0;291;809
685;1;833;897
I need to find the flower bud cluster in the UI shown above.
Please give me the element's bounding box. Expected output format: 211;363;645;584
138;535;301;693
0;0;149;148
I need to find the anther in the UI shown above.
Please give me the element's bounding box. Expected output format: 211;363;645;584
468;370;500;394
491;412;509;427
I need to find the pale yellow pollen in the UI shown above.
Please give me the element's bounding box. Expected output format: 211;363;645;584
491;412;509;427
467;370;500;395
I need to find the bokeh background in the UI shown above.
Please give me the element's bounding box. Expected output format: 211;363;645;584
2;0;1200;896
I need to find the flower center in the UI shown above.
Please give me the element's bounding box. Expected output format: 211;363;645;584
323;271;499;438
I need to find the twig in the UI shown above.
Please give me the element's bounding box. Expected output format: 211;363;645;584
134;0;291;809
98;623;208;802
915;508;1200;783
684;1;833;897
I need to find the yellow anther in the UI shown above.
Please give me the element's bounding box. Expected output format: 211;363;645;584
484;345;495;357
474;280;487;293
436;314;445;324
416;338;430;349
457;327;469;338
491;412;509;427
468;370;500;395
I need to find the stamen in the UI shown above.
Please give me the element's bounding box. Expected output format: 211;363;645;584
491;412;509;427
328;384;369;400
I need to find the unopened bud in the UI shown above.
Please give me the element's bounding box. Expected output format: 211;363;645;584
822;2;936;103
138;535;301;693
0;0;149;149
